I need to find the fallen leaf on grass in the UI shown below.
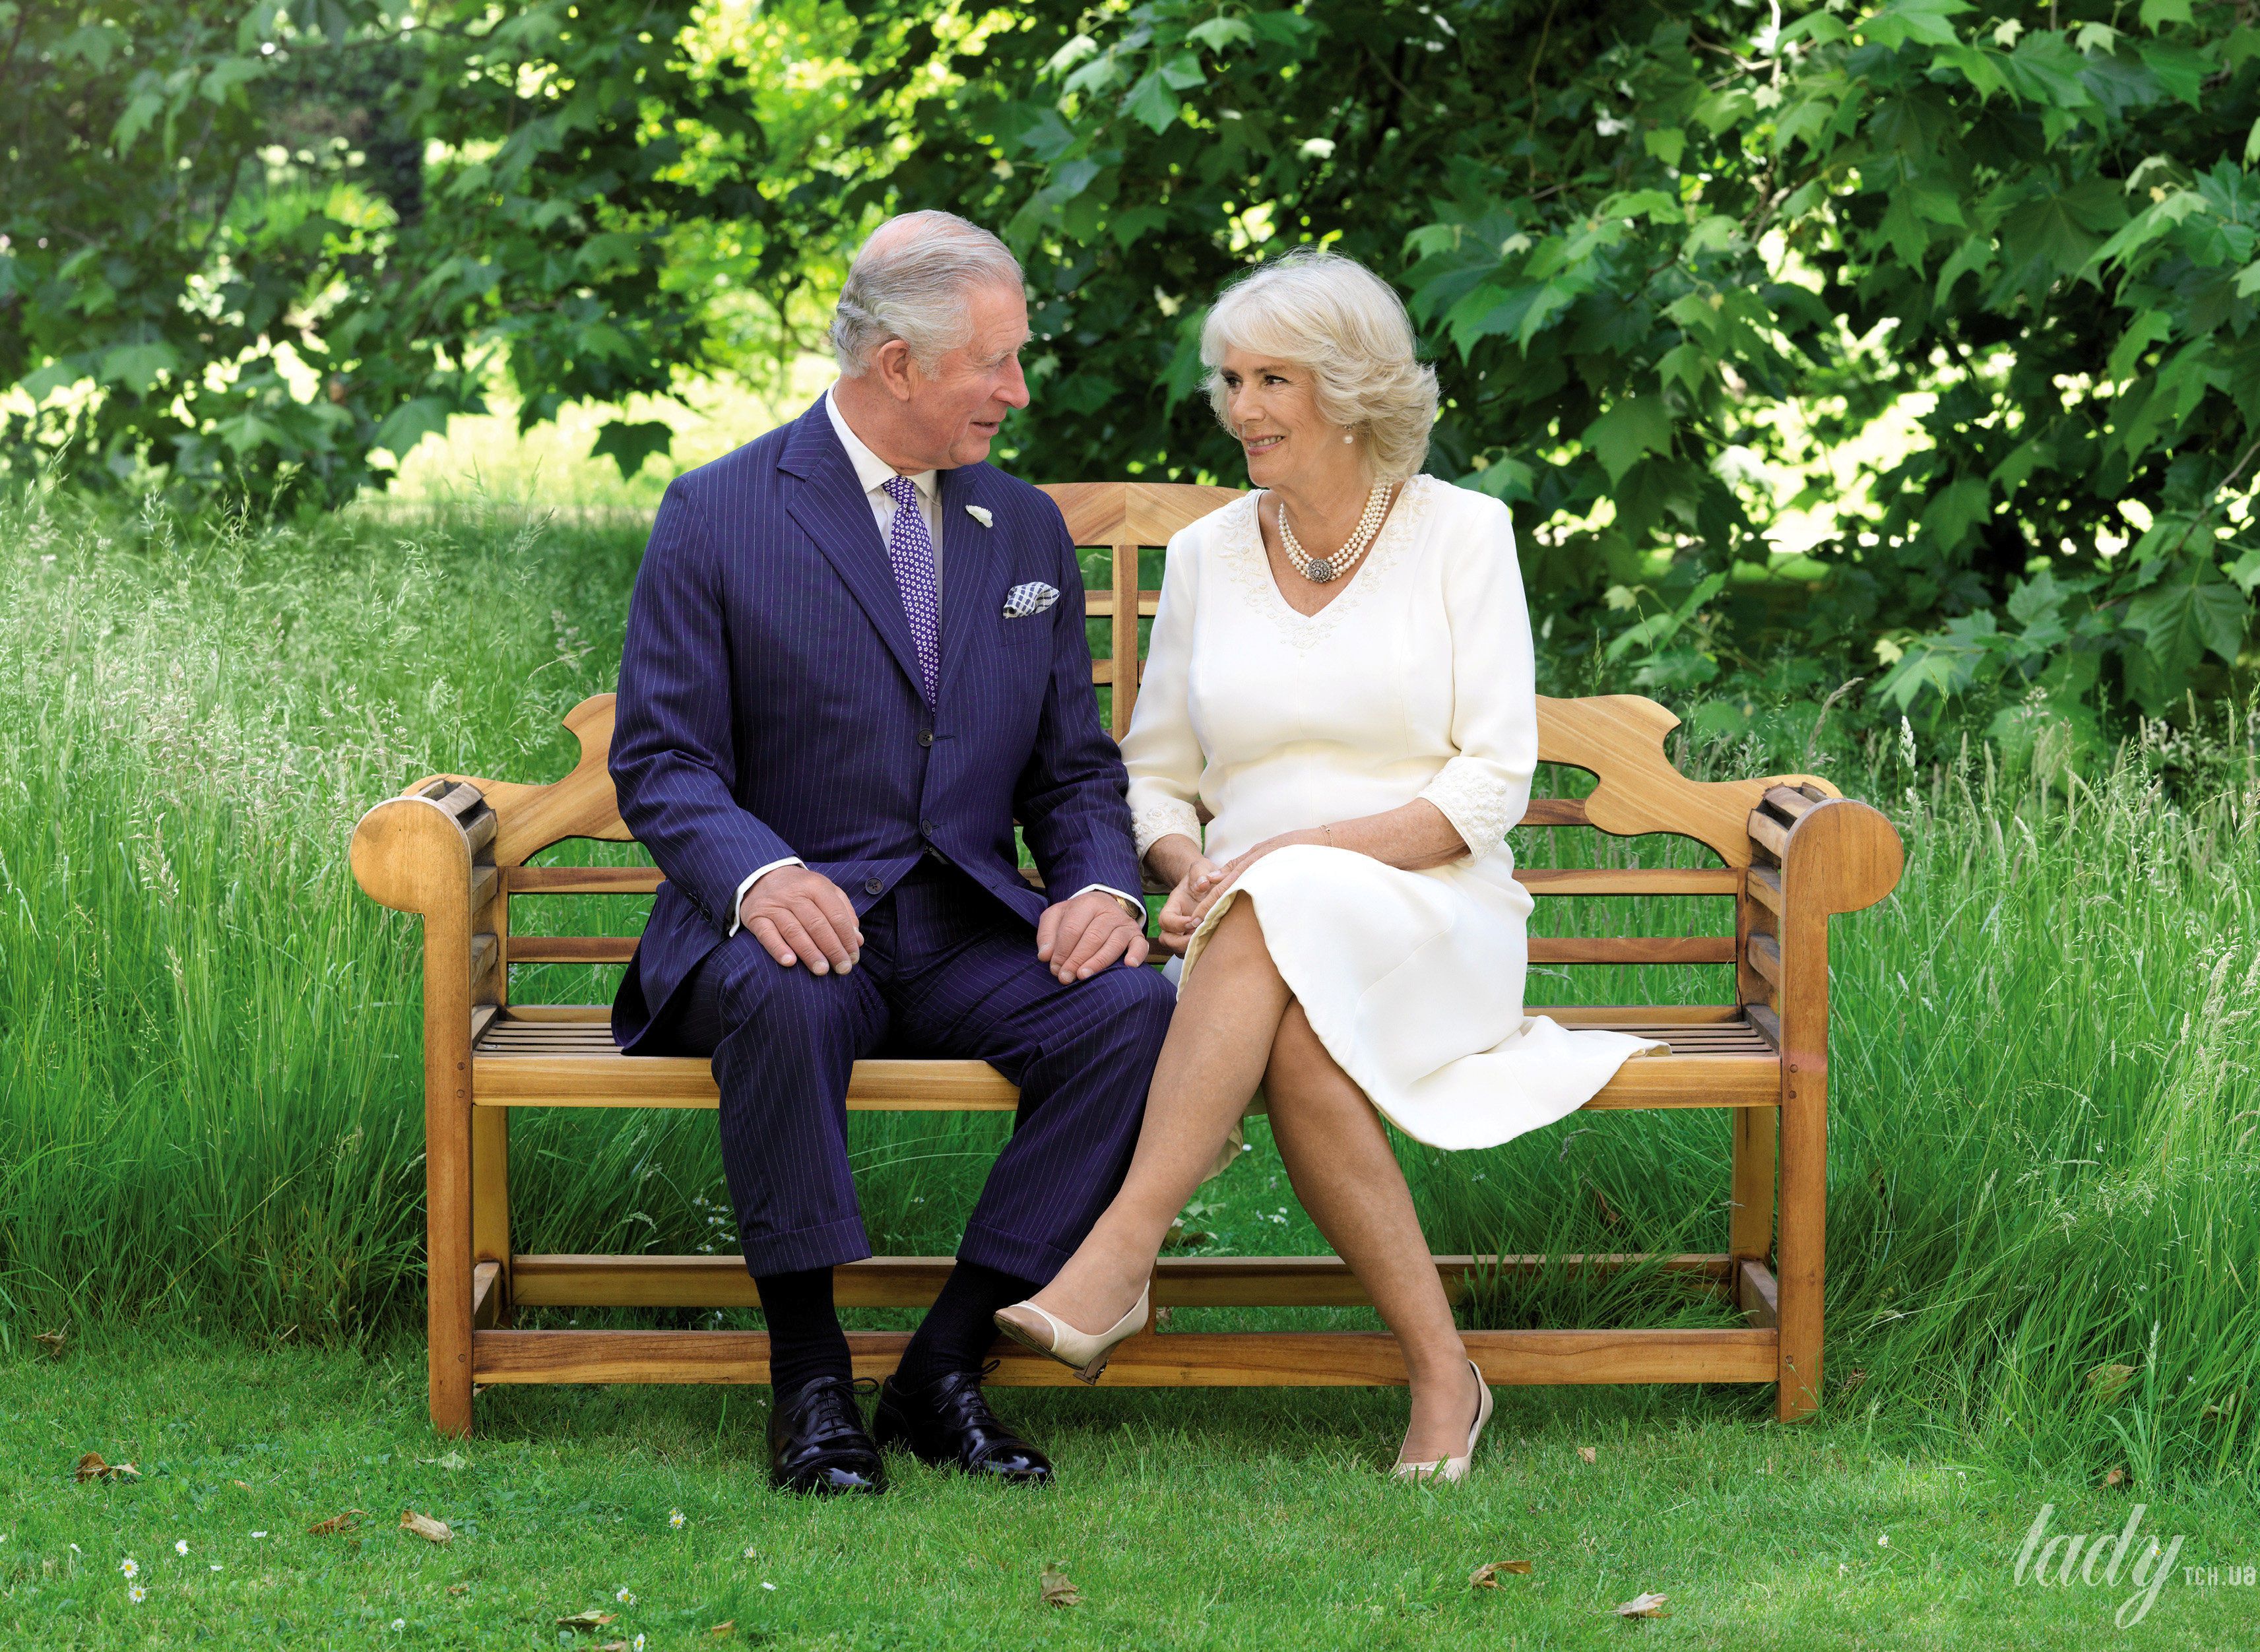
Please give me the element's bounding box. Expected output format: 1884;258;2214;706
1615;1591;1669;1618
400;1509;453;1544
35;1329;66;1360
1469;1560;1534;1587
307;1509;366;1536
1836;1368;1869;1395
708;1624;735;1637
1576;1446;1598;1465
556;1610;616;1630
2102;1465;2129;1488
595;1642;630;1651
232;1480;253;1491
74;1453;141;1482
1594;1188;1624;1228
1039;1566;1082;1606
2086;1362;2134;1400
420;1450;470;1471
446;1583;468;1596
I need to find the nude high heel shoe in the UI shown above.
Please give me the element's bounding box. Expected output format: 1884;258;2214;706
1390;1359;1493;1484
992;1284;1150;1385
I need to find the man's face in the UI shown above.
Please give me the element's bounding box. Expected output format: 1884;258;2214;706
900;281;1032;468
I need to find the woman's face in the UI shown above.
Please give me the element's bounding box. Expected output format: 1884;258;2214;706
1215;346;1351;493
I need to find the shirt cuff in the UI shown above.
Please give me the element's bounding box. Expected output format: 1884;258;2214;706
726;856;806;936
1070;881;1147;924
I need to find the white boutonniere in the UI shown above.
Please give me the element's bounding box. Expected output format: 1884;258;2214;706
965;505;993;528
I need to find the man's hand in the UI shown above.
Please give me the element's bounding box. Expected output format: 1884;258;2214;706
740;865;862;975
1035;889;1149;983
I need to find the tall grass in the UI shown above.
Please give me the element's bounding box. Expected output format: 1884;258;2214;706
1;486;2253;1491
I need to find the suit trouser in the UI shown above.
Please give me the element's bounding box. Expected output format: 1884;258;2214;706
659;860;1175;1281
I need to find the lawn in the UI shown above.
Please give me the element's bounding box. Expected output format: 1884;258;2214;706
0;478;2255;1649
7;1332;2256;1649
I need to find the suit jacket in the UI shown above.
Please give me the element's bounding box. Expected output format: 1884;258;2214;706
608;396;1144;1050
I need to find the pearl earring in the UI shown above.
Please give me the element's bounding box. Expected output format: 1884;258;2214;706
1342;433;1353;444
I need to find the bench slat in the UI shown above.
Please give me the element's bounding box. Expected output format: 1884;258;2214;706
1747;931;1783;990
472;1325;1779;1387
1517;868;1737;895
510;1250;1737;1310
507;866;664;894
1530;936;1733;965
470;1048;1780;1110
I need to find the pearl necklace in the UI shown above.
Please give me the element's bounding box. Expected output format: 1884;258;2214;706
1277;479;1396;583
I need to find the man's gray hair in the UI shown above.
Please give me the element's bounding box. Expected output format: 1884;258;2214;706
829;212;1025;376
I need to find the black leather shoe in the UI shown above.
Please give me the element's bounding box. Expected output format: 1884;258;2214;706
873;1366;1054;1484
766;1376;885;1495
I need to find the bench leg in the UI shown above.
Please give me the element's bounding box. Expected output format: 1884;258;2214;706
1774;1084;1824;1422
472;1107;513;1329
1729;1104;1776;1311
428;1076;476;1438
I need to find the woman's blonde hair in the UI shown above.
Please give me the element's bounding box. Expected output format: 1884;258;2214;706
1200;247;1438;481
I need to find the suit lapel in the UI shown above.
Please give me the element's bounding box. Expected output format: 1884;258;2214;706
778;402;930;705
936;463;1004;711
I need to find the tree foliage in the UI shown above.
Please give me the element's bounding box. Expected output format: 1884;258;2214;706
9;0;2260;725
886;0;2260;723
0;0;878;502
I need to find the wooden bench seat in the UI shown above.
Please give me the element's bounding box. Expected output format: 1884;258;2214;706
467;1004;1786;1110
351;479;1903;1437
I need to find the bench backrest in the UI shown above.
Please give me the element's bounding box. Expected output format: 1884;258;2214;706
441;481;1838;872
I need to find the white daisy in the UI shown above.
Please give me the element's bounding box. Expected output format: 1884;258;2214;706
669;1509;685;1529
120;1558;139;1579
129;1584;147;1604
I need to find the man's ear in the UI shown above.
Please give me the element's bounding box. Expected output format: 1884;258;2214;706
871;340;919;403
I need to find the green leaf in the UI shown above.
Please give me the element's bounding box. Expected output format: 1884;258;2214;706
1863;0;1973;53
1642;127;1686;168
1122;71;1180;133
112;90;166;153
1186;17;1253;52
2137;41;2211;106
2139;0;2193;29
1656;342;1710;396
2227;546;2260;595
2107;311;2174;382
373;397;454;459
1778;13;1851;46
98;342;180;397
591;418;673;481
2125;573;2245;676
1158;53;1206;92
1920;475;1992;550
1581;397;1674;486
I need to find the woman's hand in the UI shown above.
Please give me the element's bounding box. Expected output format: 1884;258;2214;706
1154;854;1225;955
1187;827;1330;927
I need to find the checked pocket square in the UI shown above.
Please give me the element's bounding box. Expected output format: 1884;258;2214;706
1002;581;1060;618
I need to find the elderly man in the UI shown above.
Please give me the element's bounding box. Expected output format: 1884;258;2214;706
608;212;1173;1495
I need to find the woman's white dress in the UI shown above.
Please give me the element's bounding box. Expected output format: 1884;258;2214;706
1120;474;1662;1159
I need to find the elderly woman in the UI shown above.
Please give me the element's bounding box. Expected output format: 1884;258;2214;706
994;248;1660;1480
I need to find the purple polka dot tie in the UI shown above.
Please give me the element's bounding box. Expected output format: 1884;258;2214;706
881;475;940;705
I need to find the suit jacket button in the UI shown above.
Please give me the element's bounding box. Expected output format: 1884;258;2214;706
918;730;934;747
864;876;884;895
920;819;936;837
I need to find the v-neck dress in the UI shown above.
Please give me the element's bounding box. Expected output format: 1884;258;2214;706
1120;475;1662;1157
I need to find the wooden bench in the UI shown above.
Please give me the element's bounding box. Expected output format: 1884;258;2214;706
350;480;1904;1438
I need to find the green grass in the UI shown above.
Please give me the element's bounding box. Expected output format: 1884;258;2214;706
0;476;2256;1641
5;1332;2257;1649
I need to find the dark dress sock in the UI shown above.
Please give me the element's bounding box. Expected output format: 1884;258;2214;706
895;1259;1041;1388
754;1265;853;1397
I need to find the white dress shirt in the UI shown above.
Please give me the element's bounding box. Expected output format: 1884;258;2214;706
726;387;1144;936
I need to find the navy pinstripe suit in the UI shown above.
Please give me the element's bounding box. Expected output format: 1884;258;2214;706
608;397;1175;1281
